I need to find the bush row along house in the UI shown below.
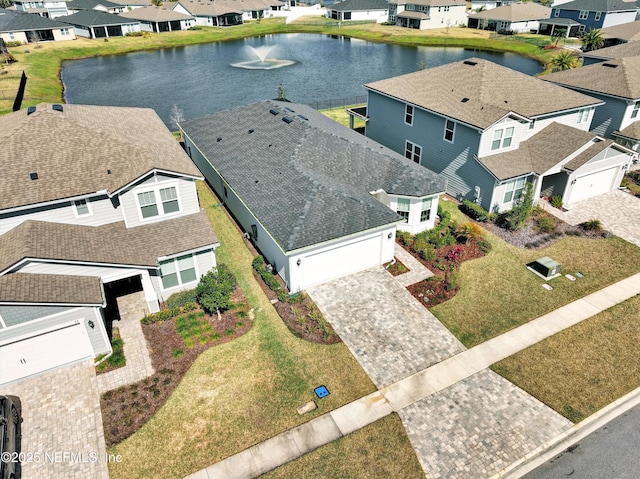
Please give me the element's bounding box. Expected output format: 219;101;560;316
0;104;219;386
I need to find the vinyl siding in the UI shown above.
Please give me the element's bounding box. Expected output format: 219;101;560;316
0;304;72;328
520;109;594;141
580;93;627;137
478;117;523;157
151;248;217;303
15;261;148;281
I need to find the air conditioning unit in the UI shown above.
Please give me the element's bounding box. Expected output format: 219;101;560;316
527;256;561;280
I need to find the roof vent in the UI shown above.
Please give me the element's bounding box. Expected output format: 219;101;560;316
284;107;294;112
461;98;469;103
463;60;477;66
602;63;618;68
107;169;112;174
30;172;38;180
269;108;279;115
282;116;294;124
216;137;222;142
27;106;36;115
248;129;254;134
297;114;308;121
52;103;63;112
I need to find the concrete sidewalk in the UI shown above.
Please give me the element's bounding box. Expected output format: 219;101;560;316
185;273;640;479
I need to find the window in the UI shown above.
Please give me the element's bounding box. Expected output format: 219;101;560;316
444;119;455;142
631;101;640;119
9;32;14;39
579;10;588;20
594;11;602;21
160;186;179;214
491;126;514;151
396;198;410;222
137;184;181;220
503;177;526;203
138;191;158;218
577;109;589;124
159;254;197;289
405;140;422;163
73;198;91;216
405;104;414;125
420;198;432;222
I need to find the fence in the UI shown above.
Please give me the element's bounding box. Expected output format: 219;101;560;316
308;95;367;111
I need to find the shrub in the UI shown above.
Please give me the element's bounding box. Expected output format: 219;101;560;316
504;182;534;231
166;289;197;309
443;233;456;246
550;194;563;209
196;264;236;317
253;255;290;302
460;200;492;222
5;41;23;47
535;215;556;233
455;222;483;243
126;31;145;36
581;218;603;232
421;245;436;261
413;234;429;253
399;231;413;248
477;240;491;254
445;271;460;291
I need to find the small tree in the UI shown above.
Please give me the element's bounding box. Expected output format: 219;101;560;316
169;104;185;135
277;83;287;101
196;264;237;320
551;27;566;47
151;0;162;5
581;29;604;52
505;182;534;231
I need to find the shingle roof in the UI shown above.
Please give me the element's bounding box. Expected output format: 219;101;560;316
66;0;122;10
468;3;551;22
119;5;192;21
180;101;446;253
479;123;611;180
390;0;465;6
175;0;241;16
613;121;640;141
365;58;602;130
397;10;429;19
581;41;640;60
56;9;137;25
0;273;104;304
600;19;640;41
328;0;389;11
107;0;152;5
0;8;67;31
0;211;217;273
543;56;640;100
558;0;640;12
221;0;284;10
0;103;201;211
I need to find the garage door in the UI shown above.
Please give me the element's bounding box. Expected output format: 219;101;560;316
570;167;619;203
302;235;382;288
0;323;93;385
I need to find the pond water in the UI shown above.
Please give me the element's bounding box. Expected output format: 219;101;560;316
61;33;542;127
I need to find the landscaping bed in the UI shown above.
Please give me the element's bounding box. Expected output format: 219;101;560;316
383;257;409;276
622;170;640;198
96;327;125;374
101;287;251;446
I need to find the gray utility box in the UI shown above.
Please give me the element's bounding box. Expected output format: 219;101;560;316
527;257;561;280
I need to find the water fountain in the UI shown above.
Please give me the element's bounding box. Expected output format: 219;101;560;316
231;46;296;70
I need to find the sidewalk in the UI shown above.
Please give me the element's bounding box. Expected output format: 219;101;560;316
185;273;640;479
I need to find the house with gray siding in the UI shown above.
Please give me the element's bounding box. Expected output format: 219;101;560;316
0;103;219;385
360;58;633;212
580;40;640;65
543;56;640;153
181;101;445;293
550;0;640;35
389;0;467;29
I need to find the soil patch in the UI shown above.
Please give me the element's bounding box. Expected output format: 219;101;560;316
383;257;409;276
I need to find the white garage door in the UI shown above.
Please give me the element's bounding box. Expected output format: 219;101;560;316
0;323;93;385
302;235;382;288
570;167;619;203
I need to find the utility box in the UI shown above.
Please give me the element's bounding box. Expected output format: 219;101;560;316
527;257;561;280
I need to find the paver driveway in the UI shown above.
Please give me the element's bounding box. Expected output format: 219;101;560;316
2;360;109;479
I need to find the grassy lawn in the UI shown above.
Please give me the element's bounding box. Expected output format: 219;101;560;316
107;181;376;479
431;199;640;347
261;414;424;479
320;104;365;129
492;293;640;423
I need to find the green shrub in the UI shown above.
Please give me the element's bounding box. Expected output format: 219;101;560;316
126;31;145;36
196;264;237;316
252;255;289;302
550;194;563;209
413;234;429;253
443;233;456;246
535;215;556;233
460;200;492;222
166;289;197;309
477;240;491;254
421;245;436;261
400;231;414;248
446;271;460;291
5;41;23;47
504;182;534;231
581;218;603;232
172;348;184;358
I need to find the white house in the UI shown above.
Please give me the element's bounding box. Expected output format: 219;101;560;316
0;103;219;385
389;0;467;30
181;101;445;293
0;8;76;42
326;0;389;22
467;2;551;33
12;0;70;18
173;0;243;26
56;9;141;37
119;5;195;32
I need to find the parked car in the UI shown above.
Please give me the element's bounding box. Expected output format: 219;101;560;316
0;395;21;479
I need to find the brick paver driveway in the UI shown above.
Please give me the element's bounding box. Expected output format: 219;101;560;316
2;361;109;479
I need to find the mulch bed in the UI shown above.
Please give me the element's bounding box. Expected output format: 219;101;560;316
383;257;409;276
100;288;252;447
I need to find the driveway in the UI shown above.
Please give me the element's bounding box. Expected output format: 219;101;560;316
548;190;640;247
2;361;109;479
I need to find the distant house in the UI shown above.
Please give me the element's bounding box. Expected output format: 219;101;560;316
56;9;141;37
467;2;551;33
222;0;285;21
600;18;640;44
389;0;467;30
173;1;242;26
0;103;219;385
469;0;515;11
0;8;76;42
360;58;633;212
326;0;389;22
12;0;70;19
181;101;445;293
119;5;194;31
107;0;152;10
544;57;640;152
581;40;640;64
66;0;125;14
550;0;640;36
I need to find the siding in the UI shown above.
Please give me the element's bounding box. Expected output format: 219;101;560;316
16;261;147;280
151;248;217;303
540;173;568;198
0;305;71;328
583;92;626;137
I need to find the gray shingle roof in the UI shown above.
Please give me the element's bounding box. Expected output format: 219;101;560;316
600;19;640;41
543;56;640;100
581;41;640;60
614;121;640;141
558;0;639;12
468;3;551;22
365;58;602;130
56;9;137;25
0;8;67;31
328;0;388;12
119;5;192;21
180;101;445;253
390;0;465;6
479;123;611;180
0;103;201;211
0;211;218;273
0;273;104;304
175;1;241;16
66;0;122;10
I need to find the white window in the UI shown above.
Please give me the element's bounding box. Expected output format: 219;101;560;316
136;184;181;220
405;140;422;163
138;190;159;218
444;119;455;142
73;198;92;217
631;101;640;119
405;104;414;125
579;10;588;20
503;177;526;203
160;186;180;214
594;11;602;21
159;254;197;290
577;109;589;124
491;126;514;151
420;198;432;222
396;198;410;222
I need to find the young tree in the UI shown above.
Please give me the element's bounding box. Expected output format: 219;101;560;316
581;29;604;52
551;27;567;47
196;264;237;320
505;182;534;231
277;83;287;101
550;50;578;71
169;104;184;133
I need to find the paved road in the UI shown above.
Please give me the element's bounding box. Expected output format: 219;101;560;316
523;404;640;479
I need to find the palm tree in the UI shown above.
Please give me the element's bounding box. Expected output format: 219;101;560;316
551;27;567;47
550;50;579;71
581;29;604;52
